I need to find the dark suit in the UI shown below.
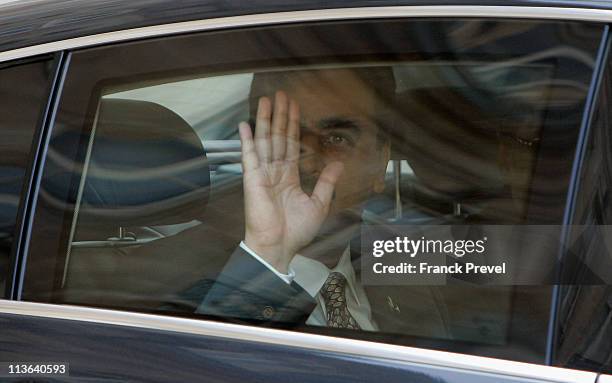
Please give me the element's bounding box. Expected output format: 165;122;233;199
197;242;453;339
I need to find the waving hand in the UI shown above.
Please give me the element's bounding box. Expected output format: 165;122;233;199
240;91;344;273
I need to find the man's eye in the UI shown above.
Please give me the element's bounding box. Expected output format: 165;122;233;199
321;134;351;148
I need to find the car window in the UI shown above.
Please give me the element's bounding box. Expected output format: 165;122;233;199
22;19;602;364
554;38;612;374
0;59;53;298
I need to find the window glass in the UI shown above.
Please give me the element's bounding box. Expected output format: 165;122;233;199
23;20;601;364
0;59;53;297
555;41;612;374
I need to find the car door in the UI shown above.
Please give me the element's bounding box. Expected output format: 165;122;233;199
0;5;609;383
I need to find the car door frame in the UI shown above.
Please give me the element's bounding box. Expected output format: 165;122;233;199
2;4;612;382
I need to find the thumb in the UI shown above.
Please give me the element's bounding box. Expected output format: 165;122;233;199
311;161;344;211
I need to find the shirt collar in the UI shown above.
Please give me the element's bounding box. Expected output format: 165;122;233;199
290;246;361;305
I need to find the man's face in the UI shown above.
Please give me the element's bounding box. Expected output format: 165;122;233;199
272;69;390;214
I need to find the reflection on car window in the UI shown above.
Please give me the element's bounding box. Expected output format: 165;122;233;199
0;60;52;297
23;19;602;365
555;48;612;375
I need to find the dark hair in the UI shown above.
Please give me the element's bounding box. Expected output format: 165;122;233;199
248;67;396;146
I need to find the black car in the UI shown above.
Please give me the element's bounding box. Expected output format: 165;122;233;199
0;1;611;382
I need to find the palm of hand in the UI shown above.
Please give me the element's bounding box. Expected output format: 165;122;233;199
240;92;343;273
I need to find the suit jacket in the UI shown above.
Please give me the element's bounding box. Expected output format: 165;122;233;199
196;242;452;339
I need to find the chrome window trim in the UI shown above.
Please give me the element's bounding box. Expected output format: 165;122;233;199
0;300;597;383
1;5;612;63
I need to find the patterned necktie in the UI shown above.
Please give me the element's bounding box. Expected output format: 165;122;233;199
320;272;361;329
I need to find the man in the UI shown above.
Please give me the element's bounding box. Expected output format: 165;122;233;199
197;68;450;336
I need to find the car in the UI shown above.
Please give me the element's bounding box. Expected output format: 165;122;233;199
0;0;611;381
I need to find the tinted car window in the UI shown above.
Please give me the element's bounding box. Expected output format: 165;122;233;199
23;20;601;364
555;39;612;374
0;59;53;297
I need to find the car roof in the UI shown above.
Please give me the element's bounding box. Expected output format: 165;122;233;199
1;0;612;54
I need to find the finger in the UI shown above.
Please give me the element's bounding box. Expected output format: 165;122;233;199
254;97;272;163
311;161;344;212
239;122;259;172
286;99;301;162
271;90;288;161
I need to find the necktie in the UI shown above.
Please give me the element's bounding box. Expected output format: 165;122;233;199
320;272;361;329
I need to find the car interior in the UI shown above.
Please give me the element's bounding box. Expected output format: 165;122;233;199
48;62;566;360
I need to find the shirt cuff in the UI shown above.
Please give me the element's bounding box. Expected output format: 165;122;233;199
239;241;295;284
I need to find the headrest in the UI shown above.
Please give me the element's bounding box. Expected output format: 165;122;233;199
392;86;508;197
74;98;209;227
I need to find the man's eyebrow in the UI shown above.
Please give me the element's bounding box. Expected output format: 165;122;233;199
318;117;362;134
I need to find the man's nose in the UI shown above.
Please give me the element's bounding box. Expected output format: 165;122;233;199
299;138;324;175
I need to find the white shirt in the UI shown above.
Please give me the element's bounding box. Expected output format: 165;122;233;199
240;241;377;330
